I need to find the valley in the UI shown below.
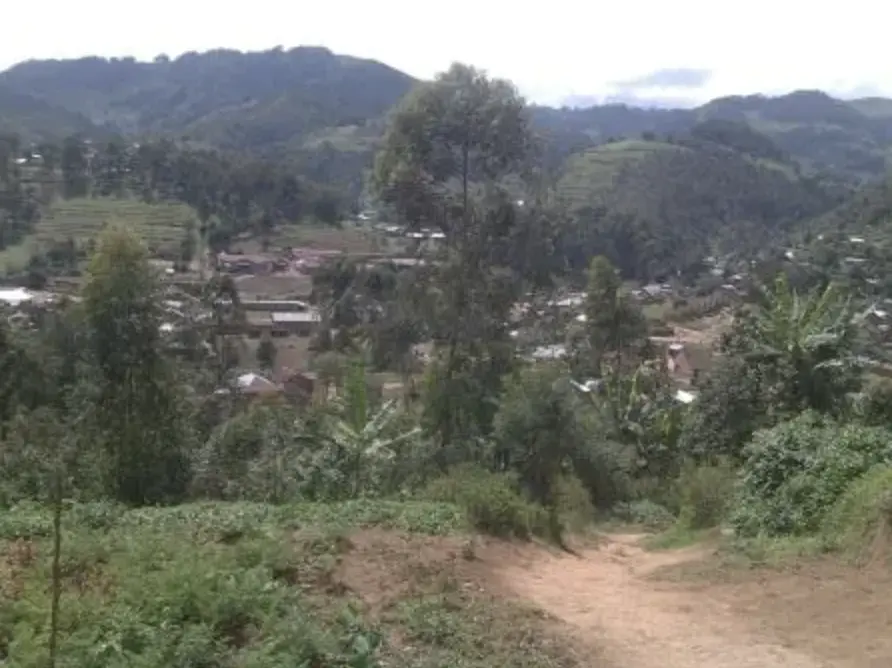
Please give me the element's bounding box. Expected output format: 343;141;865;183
2;48;892;668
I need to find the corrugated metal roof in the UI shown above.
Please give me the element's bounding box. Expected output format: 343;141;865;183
271;311;321;323
0;288;32;305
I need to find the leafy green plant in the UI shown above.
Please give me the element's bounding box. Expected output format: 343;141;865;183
423;465;548;539
610;500;676;529
730;412;892;536
821;465;892;562
676;459;736;530
323;359;421;498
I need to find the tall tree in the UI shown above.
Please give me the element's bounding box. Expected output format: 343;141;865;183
82;225;191;504
584;256;649;376
374;63;537;450
61;136;89;198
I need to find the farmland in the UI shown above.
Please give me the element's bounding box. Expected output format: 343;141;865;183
0;197;197;272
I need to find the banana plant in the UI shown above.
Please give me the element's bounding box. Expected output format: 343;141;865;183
325;358;421;497
737;273;859;413
589;361;685;477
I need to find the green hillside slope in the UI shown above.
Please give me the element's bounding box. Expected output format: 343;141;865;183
0;48;414;156
555;129;843;278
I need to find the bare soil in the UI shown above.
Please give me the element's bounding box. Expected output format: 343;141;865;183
334;529;892;667
488;533;892;668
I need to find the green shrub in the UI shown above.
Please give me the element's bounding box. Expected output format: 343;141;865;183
423;465;548;539
1;510;382;668
553;474;596;532
821;465;892;562
730;413;892;537
677;459;736;529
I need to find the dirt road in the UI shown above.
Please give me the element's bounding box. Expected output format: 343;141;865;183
493;534;833;668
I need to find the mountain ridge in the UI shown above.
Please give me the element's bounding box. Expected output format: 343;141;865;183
1;47;891;222
2;47;891;187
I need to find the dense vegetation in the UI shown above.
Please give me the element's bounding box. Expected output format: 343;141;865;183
4;53;892;667
4;49;892;197
4;49;892;282
554;131;845;279
0;132;346;278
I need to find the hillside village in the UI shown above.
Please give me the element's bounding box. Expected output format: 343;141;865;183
6;49;892;668
7;218;892;407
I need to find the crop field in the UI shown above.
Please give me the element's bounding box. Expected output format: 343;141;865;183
0;197;197;272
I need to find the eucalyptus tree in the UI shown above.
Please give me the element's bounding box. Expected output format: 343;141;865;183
374;63;545;449
82;225;192;504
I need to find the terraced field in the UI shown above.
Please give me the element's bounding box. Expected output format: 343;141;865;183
36;198;196;249
0;197;197;272
556;139;686;209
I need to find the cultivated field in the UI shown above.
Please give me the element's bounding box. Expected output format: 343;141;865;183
557;140;685;209
0;197;197;272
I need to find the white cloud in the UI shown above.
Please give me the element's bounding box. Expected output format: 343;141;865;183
2;0;890;105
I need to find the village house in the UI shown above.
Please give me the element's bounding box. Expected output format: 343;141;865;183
233;274;314;300
216;252;285;275
281;370;324;406
270;311;321;336
0;287;34;307
242;299;312;313
666;342;694;384
238;309;321;338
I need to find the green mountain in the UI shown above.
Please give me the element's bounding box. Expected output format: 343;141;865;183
534;90;892;185
0;84;105;142
2;50;892;188
0;48;414;155
2;47;892;270
553;123;847;279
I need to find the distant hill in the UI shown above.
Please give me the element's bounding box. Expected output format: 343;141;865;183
554;126;846;279
0;48;414;153
2;48;892;196
806;177;892;241
534;90;892;184
0;84;104;142
0;47;892;182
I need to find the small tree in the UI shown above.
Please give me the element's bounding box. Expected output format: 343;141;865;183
256;337;276;372
584;256;649;376
494;364;591;546
324;359;421;497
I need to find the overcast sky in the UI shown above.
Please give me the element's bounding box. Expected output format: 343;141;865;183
2;0;890;106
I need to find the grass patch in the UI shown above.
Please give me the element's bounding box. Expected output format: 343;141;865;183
0;242;34;274
643;526;717;551
248;224;395;255
388;591;575;668
0;500;467;540
820;465;892;564
0;500;582;667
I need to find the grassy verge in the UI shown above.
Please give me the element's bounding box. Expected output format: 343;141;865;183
644;464;892;579
0;500;583;667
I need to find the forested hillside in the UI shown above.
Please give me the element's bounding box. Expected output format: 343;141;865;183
552;124;847;280
537;90;892;184
0;135;345;277
5;55;892;668
3;49;892;192
1;48;413;151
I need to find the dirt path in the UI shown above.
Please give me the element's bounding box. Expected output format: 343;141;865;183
493;534;832;668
